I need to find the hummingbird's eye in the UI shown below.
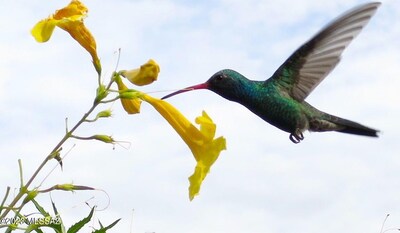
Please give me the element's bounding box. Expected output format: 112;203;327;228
216;73;227;81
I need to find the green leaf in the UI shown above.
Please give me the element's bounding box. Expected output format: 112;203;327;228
92;218;121;233
34;228;44;233
23;200;64;233
50;200;65;233
26;224;63;233
31;199;49;217
51;200;59;216
24;224;39;233
49;149;63;168
67;207;95;233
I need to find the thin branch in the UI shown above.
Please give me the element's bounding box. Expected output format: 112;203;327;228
18;159;23;188
114;48;122;72
0;71;117;220
0;94;100;219
38;145;75;188
0;187;10;214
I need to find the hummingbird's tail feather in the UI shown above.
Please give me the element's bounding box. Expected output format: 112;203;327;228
331;117;379;137
309;114;379;137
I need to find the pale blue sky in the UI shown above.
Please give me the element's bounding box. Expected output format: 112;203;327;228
1;0;400;232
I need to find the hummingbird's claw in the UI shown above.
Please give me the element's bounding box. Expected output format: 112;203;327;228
289;130;304;144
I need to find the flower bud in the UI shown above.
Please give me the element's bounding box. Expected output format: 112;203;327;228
122;98;141;114
120;59;160;86
22;190;38;204
93;134;115;144
55;184;94;191
115;74;142;114
96;109;112;118
119;90;142;99
95;84;108;103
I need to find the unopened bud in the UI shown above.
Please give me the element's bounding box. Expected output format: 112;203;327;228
96;109;112;118
93;134;115;144
55;184;94;191
23;189;38;204
114;74;142;114
120;59;160;86
119;90;142;100
121;98;141;114
95;84;109;102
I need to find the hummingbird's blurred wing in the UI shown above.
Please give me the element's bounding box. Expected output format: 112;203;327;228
270;2;380;101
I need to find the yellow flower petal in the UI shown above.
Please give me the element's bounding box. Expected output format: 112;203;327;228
141;95;226;200
31;0;101;75
188;111;226;200
141;94;204;146
31;18;57;42
121;59;160;86
58;20;101;75
115;75;142;114
196;111;217;142
53;0;87;20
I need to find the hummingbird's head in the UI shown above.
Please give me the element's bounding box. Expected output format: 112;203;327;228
162;69;244;101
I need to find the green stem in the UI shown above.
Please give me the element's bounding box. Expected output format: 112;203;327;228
0;75;116;220
3;106;95;219
18;159;23;188
100;96;120;104
0;187;10;215
0;95;101;220
84;117;98;123
70;135;94;140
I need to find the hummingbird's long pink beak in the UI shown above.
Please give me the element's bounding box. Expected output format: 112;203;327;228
162;83;209;99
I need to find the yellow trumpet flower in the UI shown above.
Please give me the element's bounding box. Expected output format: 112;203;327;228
31;0;101;75
141;95;227;200
115;60;227;200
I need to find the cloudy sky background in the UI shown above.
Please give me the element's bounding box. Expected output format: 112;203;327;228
1;0;400;232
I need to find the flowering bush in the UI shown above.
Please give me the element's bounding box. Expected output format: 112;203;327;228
0;0;226;231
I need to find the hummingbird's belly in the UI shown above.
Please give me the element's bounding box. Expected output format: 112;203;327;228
245;97;308;134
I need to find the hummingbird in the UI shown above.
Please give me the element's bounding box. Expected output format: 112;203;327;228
162;2;380;143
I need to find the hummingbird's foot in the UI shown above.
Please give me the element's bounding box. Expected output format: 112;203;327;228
289;130;304;144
